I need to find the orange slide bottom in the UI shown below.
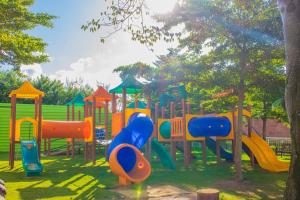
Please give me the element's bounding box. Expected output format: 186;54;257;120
109;144;151;185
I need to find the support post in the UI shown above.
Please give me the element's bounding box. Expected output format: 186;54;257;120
231;107;236;162
84;101;88;117
104;101;109;158
35;97;38;120
112;93;117;113
37;95;43;159
186;101;192;163
154;103;159;139
98;107;102;125
145;97;152;161
216;140;221;164
170;101;176;161
67;105;70;120
134;94;139;108
122;88;126;128
182;99;189;167
92;97;96;164
71;103;75;159
44;138;47;154
202;140;207;164
72;103;75;121
47;138;51;156
9;94;16;169
161;106;166;118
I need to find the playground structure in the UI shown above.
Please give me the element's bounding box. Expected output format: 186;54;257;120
8;82;105;174
153;85;289;172
8;79;289;182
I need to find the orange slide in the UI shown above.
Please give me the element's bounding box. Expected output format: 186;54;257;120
242;132;289;172
42;117;93;141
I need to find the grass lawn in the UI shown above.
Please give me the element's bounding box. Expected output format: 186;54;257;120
0;150;288;200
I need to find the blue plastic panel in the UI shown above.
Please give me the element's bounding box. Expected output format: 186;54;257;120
188;116;231;137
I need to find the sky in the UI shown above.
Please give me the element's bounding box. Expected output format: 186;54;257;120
21;0;178;89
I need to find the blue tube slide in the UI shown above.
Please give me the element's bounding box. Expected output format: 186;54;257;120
107;113;153;173
188;116;231;137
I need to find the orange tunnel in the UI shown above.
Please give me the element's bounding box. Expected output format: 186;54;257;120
42;118;93;141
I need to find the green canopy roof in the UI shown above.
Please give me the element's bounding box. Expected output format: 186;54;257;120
109;76;144;94
66;93;85;106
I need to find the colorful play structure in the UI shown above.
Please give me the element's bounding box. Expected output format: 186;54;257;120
8;78;289;184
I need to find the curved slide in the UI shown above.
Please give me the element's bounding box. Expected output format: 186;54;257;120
107;113;153;184
206;138;233;161
151;138;176;170
20;140;43;176
242;132;289;172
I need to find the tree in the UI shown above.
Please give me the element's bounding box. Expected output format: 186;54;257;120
33;76;93;105
33;75;66;105
248;68;286;138
0;0;55;70
0;70;23;102
113;62;155;80
84;0;285;182
277;0;300;199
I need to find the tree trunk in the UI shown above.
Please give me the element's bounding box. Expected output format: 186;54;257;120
277;1;300;199
235;77;244;181
235;51;246;181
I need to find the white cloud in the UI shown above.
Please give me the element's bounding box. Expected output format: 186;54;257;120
21;64;43;79
48;31;176;89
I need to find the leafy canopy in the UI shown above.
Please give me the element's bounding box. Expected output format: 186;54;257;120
0;0;55;69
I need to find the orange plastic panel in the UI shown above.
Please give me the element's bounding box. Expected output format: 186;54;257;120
112;112;122;138
109;143;151;184
170;117;183;137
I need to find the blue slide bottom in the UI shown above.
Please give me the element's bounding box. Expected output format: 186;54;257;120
20;140;43;176
206;138;233;162
205;138;257;163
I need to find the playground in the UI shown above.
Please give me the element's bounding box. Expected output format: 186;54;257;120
0;79;290;200
1;0;296;199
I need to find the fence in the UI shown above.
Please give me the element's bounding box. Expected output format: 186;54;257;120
0;103;111;153
266;137;291;157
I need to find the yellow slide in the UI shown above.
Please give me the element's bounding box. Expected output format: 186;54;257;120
242;132;289;172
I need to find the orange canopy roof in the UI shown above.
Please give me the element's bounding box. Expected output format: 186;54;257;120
9;81;44;99
84;86;112;102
